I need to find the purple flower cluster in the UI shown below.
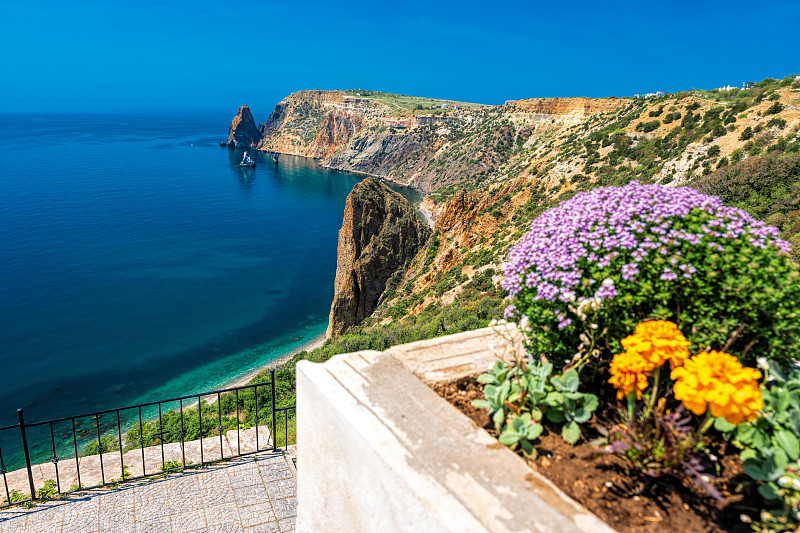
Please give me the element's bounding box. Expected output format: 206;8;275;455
503;182;789;309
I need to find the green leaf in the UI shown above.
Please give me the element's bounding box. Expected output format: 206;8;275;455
776;389;791;412
713;417;737;433
572;406;592;424
492;410;505;431
562;421;581;445
520;439;535;457
499;380;511;400
742;458;772;481
471;399;491;409
774;429;800;460
477;373;497;384
772;447;789;473
758;482;781;501
562;369;580;392
545;409;566;423
740;448;759;462
790;411;800;436
498;432;521;446
753;428;771;452
582;394;599;413
526;423;544;441
531;407;543;422
543;391;564;407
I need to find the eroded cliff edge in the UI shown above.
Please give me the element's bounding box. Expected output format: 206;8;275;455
327;178;431;337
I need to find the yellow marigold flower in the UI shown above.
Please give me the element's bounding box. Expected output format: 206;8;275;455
671;350;763;424
608;349;652;400
622;320;691;369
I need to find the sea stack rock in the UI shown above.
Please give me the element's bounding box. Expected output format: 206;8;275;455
327;178;431;337
227;104;262;148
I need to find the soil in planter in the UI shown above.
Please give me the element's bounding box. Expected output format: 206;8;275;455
433;377;758;533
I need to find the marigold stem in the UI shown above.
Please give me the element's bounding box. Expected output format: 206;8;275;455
642;366;661;420
698;412;714;435
626;392;636;420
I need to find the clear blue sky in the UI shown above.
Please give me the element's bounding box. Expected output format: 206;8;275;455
1;0;798;115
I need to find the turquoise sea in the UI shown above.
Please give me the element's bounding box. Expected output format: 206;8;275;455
0;111;401;430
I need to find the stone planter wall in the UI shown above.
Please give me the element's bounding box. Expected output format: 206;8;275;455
296;325;616;533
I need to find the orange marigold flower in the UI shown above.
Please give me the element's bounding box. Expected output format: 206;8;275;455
608;349;652;400
622;320;691;369
671;350;762;424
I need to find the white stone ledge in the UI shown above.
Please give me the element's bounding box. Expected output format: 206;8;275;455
296;326;615;533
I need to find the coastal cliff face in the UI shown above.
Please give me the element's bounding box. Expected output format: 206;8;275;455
254;91;631;193
327;178;431;337
435;190;478;233
310;109;365;159
257;90;370;158
227;105;262;148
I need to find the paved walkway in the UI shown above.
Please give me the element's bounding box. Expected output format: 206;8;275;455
0;452;296;532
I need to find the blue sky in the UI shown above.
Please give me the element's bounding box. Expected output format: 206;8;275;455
1;0;798;115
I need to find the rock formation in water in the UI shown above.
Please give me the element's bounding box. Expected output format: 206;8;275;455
327;178;431;337
227;105;262;148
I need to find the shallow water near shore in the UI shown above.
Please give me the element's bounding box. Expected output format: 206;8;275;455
0;111;363;432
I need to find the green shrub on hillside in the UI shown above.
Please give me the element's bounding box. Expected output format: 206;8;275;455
295;294;503;366
693;154;800;260
767;117;787;130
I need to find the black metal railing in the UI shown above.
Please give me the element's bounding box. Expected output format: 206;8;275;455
0;369;295;508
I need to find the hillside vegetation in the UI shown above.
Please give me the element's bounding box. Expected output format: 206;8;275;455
242;75;800;443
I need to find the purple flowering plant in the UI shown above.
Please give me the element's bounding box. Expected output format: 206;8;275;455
503;182;800;371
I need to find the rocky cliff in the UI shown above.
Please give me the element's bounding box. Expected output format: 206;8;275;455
227;78;800;338
252;90;630;193
227;105;262;148
327;178;431;337
257;90;370;158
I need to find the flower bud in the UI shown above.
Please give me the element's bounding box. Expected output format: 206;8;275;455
757;357;769;370
779;476;793;488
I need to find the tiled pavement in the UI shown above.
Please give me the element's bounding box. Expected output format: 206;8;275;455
0;452;296;532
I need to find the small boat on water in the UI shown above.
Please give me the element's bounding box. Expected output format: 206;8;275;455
272;152;279;164
238;151;256;167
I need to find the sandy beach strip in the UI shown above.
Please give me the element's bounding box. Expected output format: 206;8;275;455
218;332;328;391
418;204;435;229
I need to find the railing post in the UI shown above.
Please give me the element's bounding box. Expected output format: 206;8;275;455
270;370;277;451
17;409;36;500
